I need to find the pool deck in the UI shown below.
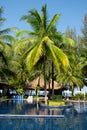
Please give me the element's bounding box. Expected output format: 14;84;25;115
65;99;87;102
0;114;64;119
1;98;87;102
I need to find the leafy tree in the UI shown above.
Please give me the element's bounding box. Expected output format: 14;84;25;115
81;14;87;47
80;14;87;77
65;26;77;42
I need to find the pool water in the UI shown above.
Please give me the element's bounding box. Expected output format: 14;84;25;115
0;100;87;130
0;100;62;115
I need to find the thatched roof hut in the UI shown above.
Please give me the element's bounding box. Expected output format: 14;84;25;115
0;82;14;90
26;77;62;90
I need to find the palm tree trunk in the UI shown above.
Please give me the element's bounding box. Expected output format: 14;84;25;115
43;56;46;97
48;63;51;99
72;85;74;97
38;75;40;86
52;62;54;100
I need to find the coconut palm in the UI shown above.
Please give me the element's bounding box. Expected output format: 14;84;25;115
49;27;76;99
0;7;16;44
57;66;84;96
0;7;15;83
21;5;69;99
56;39;85;96
0;6;16;66
11;32;42;92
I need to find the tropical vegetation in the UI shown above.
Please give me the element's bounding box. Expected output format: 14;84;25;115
0;5;87;101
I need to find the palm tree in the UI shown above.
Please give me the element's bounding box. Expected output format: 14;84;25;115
57;66;84;96
0;7;16;85
11;32;43;93
21;5;69;99
46;26;75;99
56;39;84;96
0;7;16;44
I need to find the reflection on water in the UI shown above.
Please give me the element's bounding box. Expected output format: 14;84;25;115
74;102;87;113
0;100;87;130
0;100;62;115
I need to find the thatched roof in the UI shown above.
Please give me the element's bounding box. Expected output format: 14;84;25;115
26;77;61;90
0;82;14;89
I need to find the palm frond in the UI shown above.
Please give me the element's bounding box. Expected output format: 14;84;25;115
0;35;15;44
43;36;69;70
33;41;44;65
53;45;69;68
43;37;60;71
14;37;36;56
71;76;84;87
26;45;39;70
0;18;6;25
0;7;6;26
0;51;7;64
21;9;42;33
41;4;48;29
0;27;17;35
47;14;61;33
16;30;30;38
62;37;76;47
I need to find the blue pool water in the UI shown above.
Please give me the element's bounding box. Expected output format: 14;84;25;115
0;100;87;130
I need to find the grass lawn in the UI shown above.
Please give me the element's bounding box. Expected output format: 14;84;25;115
48;100;66;106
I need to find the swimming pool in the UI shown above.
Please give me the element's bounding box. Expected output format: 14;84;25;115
0;100;87;130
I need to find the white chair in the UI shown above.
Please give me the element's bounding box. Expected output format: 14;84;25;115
27;96;33;103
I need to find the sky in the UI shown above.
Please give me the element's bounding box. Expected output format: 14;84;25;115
0;0;87;35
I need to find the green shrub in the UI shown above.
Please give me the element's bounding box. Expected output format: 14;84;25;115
84;93;87;100
53;95;62;100
2;96;7;99
57;95;62;100
16;88;24;95
73;93;84;100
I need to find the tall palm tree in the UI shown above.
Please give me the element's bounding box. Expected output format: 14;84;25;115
21;5;69;99
45;26;75;99
0;7;16;84
0;6;16;63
